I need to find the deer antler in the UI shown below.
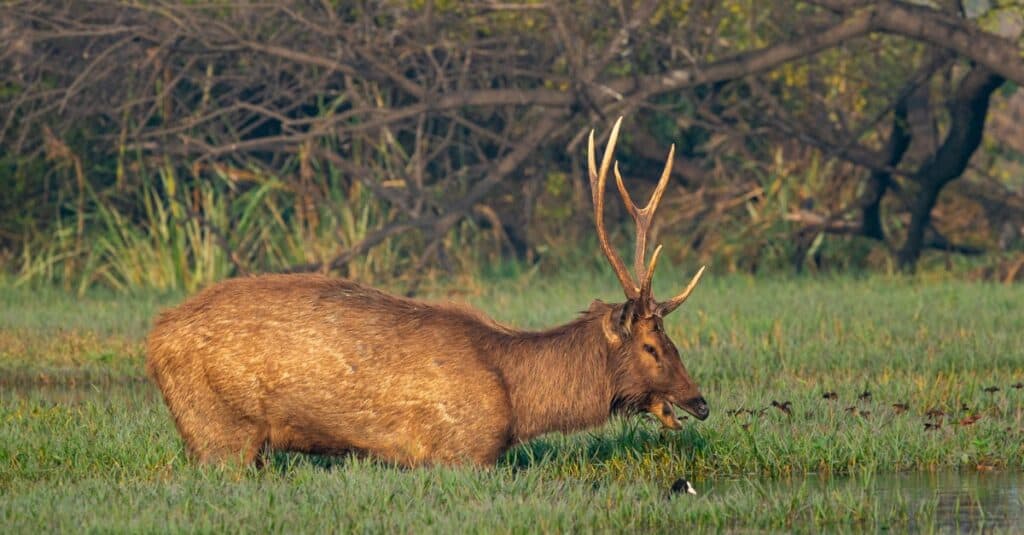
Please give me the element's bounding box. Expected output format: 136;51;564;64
657;265;706;316
588;117;640;299
613;143;673;285
589;117;706;313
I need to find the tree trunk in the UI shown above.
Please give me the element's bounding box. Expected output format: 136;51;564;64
897;66;1003;270
862;97;911;242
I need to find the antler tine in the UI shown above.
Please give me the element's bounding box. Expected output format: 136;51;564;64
639;244;663;303
613;161;639;220
657;265;707;316
613;144;676;285
613;162;646;281
588;117;639;299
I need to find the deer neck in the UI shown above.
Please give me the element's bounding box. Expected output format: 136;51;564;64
483;315;615;442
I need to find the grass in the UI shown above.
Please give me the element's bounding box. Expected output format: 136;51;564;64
1;270;1023;532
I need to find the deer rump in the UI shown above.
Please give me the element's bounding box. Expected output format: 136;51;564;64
147;274;518;467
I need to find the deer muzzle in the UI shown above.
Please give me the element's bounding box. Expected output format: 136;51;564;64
679;396;709;421
649;396;710;428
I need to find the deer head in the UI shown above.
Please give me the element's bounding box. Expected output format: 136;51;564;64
588;117;708;427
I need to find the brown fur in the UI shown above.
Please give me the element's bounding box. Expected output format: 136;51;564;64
146;273;707;467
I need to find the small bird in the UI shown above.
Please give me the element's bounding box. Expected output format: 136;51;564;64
924;422;942;431
771;400;792;416
844;406;858;416
670;478;698;496
925;408;945;420
984;386;1000;393
822;391;838;401
959;414;982;426
1012;382;1023;390
858;390;872;401
892;403;909;414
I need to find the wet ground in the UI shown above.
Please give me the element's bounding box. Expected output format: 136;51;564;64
709;470;1024;532
5;380;1023;532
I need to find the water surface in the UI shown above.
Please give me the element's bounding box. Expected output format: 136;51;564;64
709;470;1024;532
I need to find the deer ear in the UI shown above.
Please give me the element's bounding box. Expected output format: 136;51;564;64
619;300;637;334
601;302;635;345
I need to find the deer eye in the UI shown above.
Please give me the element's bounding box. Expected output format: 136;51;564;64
643;344;657;356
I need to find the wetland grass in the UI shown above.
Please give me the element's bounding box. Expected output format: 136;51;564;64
1;273;1022;532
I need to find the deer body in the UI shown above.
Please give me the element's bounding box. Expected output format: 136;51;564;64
148;274;636;465
148;117;709;467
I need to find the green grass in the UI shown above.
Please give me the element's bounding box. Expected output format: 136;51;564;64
2;271;1023;532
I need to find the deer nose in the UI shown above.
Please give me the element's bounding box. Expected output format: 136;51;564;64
684;396;709;420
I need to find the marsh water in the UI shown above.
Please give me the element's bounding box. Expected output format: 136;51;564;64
5;381;1024;532
709;471;1024;532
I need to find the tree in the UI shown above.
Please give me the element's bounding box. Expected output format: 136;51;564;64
1;0;1022;281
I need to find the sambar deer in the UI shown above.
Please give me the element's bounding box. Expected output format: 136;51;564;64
146;117;708;467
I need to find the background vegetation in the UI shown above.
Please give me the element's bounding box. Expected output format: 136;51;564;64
2;1;1024;294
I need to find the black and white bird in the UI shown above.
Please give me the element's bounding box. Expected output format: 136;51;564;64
670;478;697;496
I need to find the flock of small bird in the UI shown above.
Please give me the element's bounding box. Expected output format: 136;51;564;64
669;381;1021;498
721;381;1023;432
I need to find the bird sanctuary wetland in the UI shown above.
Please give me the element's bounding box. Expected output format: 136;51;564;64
1;272;1022;532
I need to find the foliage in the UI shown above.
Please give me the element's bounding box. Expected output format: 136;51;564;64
1;1;1023;287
